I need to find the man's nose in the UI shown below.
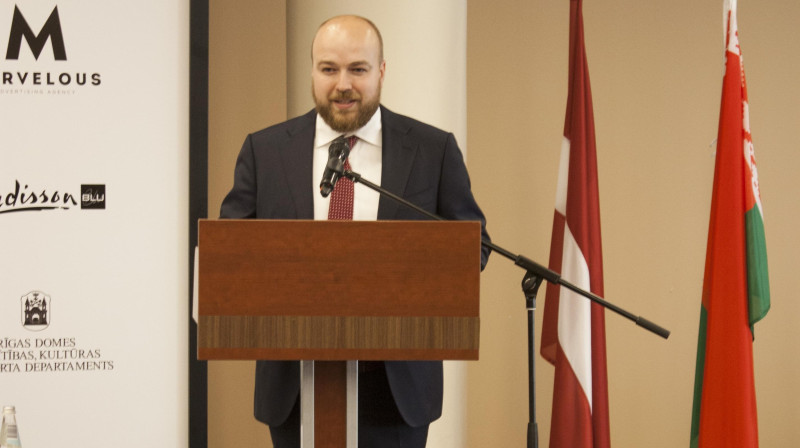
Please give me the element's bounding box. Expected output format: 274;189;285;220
335;72;353;91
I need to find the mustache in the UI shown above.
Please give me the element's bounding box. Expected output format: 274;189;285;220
329;91;361;102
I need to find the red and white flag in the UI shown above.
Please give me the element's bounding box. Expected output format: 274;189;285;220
540;1;610;446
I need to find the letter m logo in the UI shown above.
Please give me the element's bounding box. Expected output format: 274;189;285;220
6;5;67;60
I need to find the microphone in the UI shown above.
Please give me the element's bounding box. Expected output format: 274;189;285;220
319;135;352;198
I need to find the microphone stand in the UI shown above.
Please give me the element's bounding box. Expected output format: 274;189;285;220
340;169;670;448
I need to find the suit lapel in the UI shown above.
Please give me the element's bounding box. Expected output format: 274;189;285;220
378;107;417;220
279;109;316;219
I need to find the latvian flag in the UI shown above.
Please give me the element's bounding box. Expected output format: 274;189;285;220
540;0;611;447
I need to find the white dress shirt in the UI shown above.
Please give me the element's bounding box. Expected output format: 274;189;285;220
313;109;383;221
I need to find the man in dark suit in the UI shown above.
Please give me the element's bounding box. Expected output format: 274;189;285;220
220;15;490;448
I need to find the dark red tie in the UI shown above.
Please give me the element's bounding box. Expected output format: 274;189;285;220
327;136;357;220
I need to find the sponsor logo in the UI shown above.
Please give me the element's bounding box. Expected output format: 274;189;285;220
80;184;105;209
0;180;106;214
1;292;116;374
22;291;50;331
1;4;102;95
5;5;66;61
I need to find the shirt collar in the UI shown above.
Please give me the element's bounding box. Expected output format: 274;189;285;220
314;107;382;148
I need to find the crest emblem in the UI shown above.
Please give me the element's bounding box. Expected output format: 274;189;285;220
21;291;50;331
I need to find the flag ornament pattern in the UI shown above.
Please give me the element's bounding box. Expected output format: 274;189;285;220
690;1;770;446
540;1;610;447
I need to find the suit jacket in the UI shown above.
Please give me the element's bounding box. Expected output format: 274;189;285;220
219;106;490;428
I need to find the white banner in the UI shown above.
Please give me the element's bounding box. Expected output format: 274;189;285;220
0;1;189;446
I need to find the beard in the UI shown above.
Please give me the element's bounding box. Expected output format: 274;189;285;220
313;87;381;133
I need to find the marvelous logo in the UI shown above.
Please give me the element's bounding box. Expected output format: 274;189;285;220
6;5;66;60
0;180;106;214
1;4;102;94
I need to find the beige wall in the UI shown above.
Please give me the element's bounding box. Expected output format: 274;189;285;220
208;1;800;446
207;1;285;447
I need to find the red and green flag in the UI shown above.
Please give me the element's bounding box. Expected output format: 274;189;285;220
690;1;771;446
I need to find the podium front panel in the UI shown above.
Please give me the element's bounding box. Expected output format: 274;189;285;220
198;220;481;360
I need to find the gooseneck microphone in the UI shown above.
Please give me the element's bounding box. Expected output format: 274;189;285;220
319;135;351;198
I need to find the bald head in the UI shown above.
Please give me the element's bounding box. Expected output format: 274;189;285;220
312;15;384;63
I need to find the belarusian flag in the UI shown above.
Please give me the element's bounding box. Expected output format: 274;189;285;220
540;1;610;447
690;1;771;446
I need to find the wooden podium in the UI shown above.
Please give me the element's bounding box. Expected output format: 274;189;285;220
197;219;481;447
